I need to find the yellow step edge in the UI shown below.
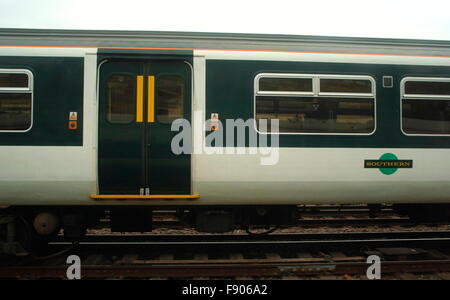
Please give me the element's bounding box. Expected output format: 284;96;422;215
90;194;200;200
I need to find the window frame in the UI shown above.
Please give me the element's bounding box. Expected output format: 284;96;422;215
254;73;377;136
400;77;450;136
0;69;33;132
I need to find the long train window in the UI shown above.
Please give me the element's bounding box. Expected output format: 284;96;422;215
0;70;33;131
255;74;375;134
401;77;450;135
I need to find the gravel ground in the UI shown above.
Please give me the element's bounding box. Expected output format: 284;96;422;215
87;217;450;235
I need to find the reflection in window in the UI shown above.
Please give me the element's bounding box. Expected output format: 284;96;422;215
320;79;372;94
0;93;32;130
256;96;374;133
259;78;313;92
107;75;135;123
403;99;450;134
0;73;29;88
405;81;450;96
402;78;450;134
0;71;32;131
156;76;184;123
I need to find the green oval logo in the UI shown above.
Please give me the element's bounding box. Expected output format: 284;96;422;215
379;153;398;175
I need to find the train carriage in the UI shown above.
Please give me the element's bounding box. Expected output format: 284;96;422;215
0;29;450;253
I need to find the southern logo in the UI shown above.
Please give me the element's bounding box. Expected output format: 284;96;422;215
364;153;412;175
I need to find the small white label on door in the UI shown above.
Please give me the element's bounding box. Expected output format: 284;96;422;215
69;112;78;121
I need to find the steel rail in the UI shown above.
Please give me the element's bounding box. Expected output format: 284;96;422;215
44;231;450;254
3;231;450;279
51;231;450;243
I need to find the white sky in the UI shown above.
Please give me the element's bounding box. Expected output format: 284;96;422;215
0;0;449;40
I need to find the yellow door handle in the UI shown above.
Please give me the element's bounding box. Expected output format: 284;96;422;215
147;76;155;123
136;75;144;123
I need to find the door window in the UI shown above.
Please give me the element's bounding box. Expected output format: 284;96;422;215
156;75;184;124
107;75;136;123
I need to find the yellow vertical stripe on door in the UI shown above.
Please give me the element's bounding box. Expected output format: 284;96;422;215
136;75;144;123
148;76;155;123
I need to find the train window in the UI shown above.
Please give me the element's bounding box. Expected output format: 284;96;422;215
320;79;372;94
107;75;136;123
402;99;450;134
404;80;450;97
0;73;29;88
0;93;32;130
256;96;374;134
255;73;376;134
259;77;313;93
0;70;33;131
156;75;184;124
401;78;450;135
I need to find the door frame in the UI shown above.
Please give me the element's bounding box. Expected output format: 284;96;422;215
95;56;195;196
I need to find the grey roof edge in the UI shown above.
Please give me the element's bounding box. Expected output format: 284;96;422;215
0;28;449;48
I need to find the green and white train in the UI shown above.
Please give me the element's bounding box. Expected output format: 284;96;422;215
1;29;450;252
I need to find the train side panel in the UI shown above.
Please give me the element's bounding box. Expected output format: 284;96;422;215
0;48;97;205
193;50;450;205
1;47;450;206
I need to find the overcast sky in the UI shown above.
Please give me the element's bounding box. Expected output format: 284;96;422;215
0;0;449;40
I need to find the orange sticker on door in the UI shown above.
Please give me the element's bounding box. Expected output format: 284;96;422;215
210;113;219;131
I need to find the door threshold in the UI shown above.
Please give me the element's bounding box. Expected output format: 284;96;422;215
90;194;200;200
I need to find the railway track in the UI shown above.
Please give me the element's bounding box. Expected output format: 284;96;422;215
50;231;450;246
2;260;450;279
2;231;450;279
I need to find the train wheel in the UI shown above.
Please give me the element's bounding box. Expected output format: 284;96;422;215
10;216;49;255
